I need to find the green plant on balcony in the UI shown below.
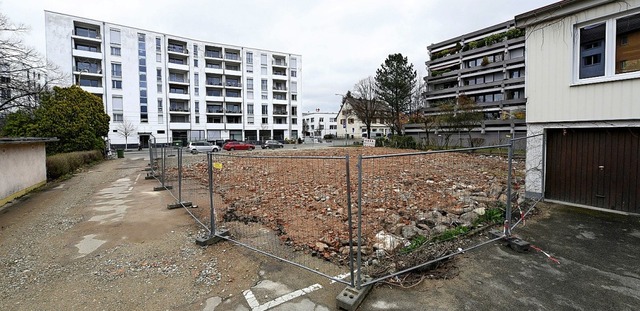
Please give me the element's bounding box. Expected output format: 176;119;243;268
481;56;489;66
506;28;525;40
513;111;526;120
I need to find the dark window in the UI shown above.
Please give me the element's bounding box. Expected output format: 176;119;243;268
579;23;606;79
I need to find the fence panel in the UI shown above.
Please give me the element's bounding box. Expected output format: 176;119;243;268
356;146;524;286
205;153;355;284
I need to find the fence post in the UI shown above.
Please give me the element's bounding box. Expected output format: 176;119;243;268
505;140;514;237
178;147;183;203
196;152;228;245
208;151;216;235
356;154;363;290
345;155;354;287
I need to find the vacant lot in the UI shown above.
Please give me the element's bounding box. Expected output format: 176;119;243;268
179;147;525;271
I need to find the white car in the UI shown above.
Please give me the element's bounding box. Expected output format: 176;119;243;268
188;141;220;154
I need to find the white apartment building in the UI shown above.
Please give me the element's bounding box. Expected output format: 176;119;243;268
45;11;302;148
302;109;338;138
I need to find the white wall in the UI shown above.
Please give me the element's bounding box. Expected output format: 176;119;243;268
0;142;47;205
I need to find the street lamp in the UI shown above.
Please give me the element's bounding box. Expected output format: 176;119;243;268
76;69;89;86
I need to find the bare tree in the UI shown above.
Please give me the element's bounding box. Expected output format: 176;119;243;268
115;119;137;150
0;13;64;116
343;77;387;138
437;95;484;147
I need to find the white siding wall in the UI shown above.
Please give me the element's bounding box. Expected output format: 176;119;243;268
525;0;640;124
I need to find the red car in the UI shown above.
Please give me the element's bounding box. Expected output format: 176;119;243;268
223;141;255;151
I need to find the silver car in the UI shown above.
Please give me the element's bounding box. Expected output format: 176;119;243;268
188;141;220;154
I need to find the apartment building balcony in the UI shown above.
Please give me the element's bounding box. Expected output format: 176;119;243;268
204;50;223;59
226;123;243;130
272;59;287;68
167;59;189;71
225;80;242;88
225;109;242;115
272;69;287;77
224;51;241;63
224;64;241;73
273;85;288;92
206;105;224;114
168;88;190;100
168;75;189;85
204;62;224;74
272;95;287;104
79;85;104;94
167;44;188;55
71;29;102;43
73;66;103;76
273;109;288;116
72;48;102;60
206;78;223;87
169;102;190;113
205;90;224;102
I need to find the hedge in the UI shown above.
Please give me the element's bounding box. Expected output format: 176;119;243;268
46;150;103;180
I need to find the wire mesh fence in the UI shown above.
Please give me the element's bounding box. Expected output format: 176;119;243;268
206;153;355;284
146;135;543;289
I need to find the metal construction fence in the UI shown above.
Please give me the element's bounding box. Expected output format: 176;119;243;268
148;135;543;289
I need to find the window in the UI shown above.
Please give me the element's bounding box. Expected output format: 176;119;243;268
112;96;123;111
194;59;198;67
291;70;297;77
291;58;297;68
111;46;121;56
262;117;268;124
319;117;324;122
111;63;122;77
112;80;122;89
261;94;268;100
113;113;123;122
158;99;163;112
194;87;199;96
292;118;297;124
330;117;336;122
194;73;199;86
290;81;297;93
110;29;121;45
156;37;162;52
247;91;254;99
247;104;254;115
261;67;268;75
261;79;267;91
247;78;253;90
246;52;253;64
291;94;297;101
576;12;640;81
195;116;200;124
261;54;268;65
262;104;268;115
330;125;337;130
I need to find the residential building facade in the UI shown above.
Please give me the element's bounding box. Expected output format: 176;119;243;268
516;0;640;214
45;11;302;148
407;20;526;147
302;109;338;138
336;99;390;139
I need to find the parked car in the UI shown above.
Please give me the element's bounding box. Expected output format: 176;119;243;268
223;141;255;151
261;140;284;149
188;141;220;154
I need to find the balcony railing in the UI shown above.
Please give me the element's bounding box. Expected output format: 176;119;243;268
206;91;223;97
169;89;189;94
225;109;242;114
273;110;288;115
206;79;223;86
169;77;188;83
168;59;187;65
225;54;240;61
168;45;187;54
273;60;287;66
169;106;190;112
273;71;287;76
226;81;242;87
73;66;102;74
206;108;224;113
205;51;222;58
273;86;287;91
226;92;241;98
74;29;101;39
205;64;222;69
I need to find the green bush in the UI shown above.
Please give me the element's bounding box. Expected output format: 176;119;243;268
323;134;335;140
390;135;416;149
46;150;103;180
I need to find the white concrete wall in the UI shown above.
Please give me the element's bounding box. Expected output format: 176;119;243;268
0;143;47;205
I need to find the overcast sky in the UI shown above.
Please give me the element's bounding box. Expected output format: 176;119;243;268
3;0;557;113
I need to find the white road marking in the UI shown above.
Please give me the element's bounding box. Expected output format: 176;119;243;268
330;271;356;284
135;173;141;182
243;283;322;311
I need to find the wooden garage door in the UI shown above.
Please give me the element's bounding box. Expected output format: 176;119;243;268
546;128;639;214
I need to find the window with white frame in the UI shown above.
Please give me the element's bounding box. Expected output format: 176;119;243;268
576;12;640;81
110;29;121;45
